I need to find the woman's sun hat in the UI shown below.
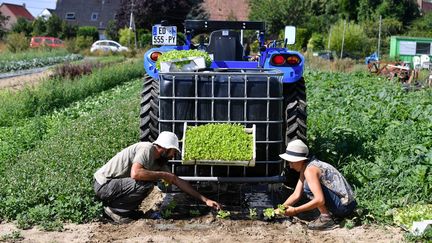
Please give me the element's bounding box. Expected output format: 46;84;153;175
279;139;309;162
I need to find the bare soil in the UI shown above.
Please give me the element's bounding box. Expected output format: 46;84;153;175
0;69;52;91
0;189;404;243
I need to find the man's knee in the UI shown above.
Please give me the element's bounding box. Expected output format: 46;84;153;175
135;181;154;198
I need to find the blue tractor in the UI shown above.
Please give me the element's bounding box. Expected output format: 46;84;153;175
141;20;306;186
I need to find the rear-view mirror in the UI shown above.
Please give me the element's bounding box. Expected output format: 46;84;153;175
284;26;296;45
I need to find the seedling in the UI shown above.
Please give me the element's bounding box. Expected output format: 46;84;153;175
276;204;286;215
216;210;231;219
189;209;201;217
161;200;177;219
248;208;258;220
263;208;275;220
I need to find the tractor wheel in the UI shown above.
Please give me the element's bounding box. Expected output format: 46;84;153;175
139;74;159;142
283;77;307;144
282;77;307;188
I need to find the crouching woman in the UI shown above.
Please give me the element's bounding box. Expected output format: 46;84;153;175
278;140;357;230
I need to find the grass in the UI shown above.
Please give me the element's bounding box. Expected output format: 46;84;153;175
0;64;430;230
0;48;70;62
0;78;142;229
0;59;143;126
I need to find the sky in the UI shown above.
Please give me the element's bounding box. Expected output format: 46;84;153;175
1;0;57;17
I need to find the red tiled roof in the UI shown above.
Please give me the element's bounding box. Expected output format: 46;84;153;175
1;3;34;20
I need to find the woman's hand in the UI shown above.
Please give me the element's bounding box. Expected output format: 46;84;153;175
284;206;297;216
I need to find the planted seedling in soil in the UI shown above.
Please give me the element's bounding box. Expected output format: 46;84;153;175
189;209;201;217
217;210;231;219
263;208;275;220
248;208;258;220
161;200;177;219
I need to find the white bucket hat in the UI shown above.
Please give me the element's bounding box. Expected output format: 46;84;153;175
279;139;309;162
153;131;180;153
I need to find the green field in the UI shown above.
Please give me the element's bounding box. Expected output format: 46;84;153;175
0;67;430;230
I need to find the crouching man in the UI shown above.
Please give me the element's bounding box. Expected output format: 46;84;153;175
93;131;221;223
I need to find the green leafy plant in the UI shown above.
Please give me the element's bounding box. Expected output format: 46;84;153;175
393;204;432;228
248;208;258;220
155;49;211;70
161;200;177;219
277;204;286;213
184;123;253;161
0;230;23;241
216;210;231;219
263;208;275;220
189;209;201;217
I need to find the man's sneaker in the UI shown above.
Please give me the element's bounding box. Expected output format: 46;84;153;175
308;214;338;230
103;206;133;224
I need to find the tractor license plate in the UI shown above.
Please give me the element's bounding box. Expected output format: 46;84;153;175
152;25;177;45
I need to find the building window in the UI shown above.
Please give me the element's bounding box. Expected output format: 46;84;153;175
91;12;99;21
416;42;431;55
65;12;76;20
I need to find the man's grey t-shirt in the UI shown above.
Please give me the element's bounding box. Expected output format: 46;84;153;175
94;142;170;185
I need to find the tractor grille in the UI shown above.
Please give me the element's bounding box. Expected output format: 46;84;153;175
158;69;286;182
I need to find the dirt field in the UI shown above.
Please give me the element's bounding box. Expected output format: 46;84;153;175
0;189;404;243
0;69;52;91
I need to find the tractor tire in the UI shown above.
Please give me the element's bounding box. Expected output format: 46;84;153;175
139;74;159;142
283;77;307;144
282;77;307;188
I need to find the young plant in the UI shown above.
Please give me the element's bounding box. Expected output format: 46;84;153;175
216;210;231;219
263;208;275;220
184;123;253;161
248;208;258;220
189;209;201;217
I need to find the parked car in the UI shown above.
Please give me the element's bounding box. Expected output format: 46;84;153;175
90;40;129;53
312;50;334;61
30;36;65;48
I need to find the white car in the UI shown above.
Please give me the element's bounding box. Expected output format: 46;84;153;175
90;40;129;53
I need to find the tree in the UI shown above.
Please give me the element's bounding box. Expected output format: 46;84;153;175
105;20;119;41
77;26;99;41
32;18;47;36
11;17;32;37
115;0;208;31
61;22;78;39
0;11;9;39
407;12;432;38
328;20;371;58
249;0;311;36
46;14;63;37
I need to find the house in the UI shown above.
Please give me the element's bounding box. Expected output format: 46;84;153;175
203;0;250;20
38;8;55;20
0;2;34;30
55;0;121;39
417;0;432;13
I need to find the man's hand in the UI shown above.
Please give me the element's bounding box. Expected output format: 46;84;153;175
284;206;297;216
163;172;177;185
205;199;221;210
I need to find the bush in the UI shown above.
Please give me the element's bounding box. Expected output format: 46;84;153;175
307;33;325;52
327;20;371;58
77;26;98;41
118;27;135;48
64;38;80;53
75;36;93;50
51;61;102;80
6;32;28;53
137;29;151;48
